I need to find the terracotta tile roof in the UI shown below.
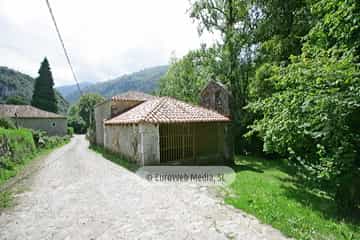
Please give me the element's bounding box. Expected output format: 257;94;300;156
105;97;230;125
111;91;157;102
0;104;66;119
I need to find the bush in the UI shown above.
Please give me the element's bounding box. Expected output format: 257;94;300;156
0;118;16;129
67;115;87;134
67;127;74;136
30;129;70;149
5;96;27;105
0;128;36;170
30;130;47;148
336;169;360;215
247;49;360;211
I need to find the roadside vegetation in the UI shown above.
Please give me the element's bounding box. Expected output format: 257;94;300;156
226;156;360;240
0;118;70;209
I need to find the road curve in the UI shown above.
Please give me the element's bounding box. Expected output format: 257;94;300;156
0;135;287;240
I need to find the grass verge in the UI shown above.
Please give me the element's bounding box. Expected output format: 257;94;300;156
0;191;12;209
89;145;139;172
224;155;360;240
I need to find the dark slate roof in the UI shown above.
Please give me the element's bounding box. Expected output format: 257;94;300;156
0;104;66;119
105;97;230;125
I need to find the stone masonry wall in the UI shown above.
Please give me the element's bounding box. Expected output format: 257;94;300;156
200;81;230;117
104;123;160;166
104;124;141;164
139;124;160;165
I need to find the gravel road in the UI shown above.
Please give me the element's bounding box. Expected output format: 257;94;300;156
0;135;287;240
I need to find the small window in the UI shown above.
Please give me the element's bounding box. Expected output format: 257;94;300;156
52;122;56;127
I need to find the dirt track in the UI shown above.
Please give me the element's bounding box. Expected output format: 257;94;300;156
0;135;287;240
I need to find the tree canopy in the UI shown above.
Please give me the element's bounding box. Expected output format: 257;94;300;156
78;93;104;129
31;58;58;113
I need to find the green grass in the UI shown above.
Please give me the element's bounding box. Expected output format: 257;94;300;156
89;145;139;172
225;156;360;240
0;191;13;209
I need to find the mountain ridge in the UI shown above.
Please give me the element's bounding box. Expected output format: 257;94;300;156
59;65;168;103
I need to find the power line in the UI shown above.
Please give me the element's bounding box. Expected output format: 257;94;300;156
45;0;82;96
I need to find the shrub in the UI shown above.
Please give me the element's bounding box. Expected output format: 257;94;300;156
67;127;74;136
67;115;87;134
29;129;70;149
247;49;360;211
0;118;16;129
0;128;36;170
30;130;47;148
5;96;27;105
336;169;360;215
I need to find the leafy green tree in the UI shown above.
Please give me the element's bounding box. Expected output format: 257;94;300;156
159;47;221;103
67;104;87;134
190;0;252;111
190;0;260;156
78;93;104;129
247;0;360;211
253;0;313;64
306;0;360;54
31;58;58;113
5;96;27;105
249;63;277;100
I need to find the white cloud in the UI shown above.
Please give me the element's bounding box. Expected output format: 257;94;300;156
0;0;216;86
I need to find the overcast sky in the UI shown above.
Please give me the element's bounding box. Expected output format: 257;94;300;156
0;0;214;87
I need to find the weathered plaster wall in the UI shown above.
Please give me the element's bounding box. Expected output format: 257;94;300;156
94;101;111;146
104;124;142;164
139;124;160;165
15;118;67;136
104;123;160;166
95;100;143;146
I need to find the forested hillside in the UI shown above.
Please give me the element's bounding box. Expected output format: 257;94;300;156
62;65;168;103
56;82;92;99
0;66;69;114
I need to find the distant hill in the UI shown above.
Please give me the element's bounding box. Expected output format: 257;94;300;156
56;82;93;99
61;65;168;103
0;66;69;114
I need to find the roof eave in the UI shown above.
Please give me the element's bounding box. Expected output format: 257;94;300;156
104;119;230;125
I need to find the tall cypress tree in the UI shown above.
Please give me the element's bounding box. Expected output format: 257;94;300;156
31;57;58;113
